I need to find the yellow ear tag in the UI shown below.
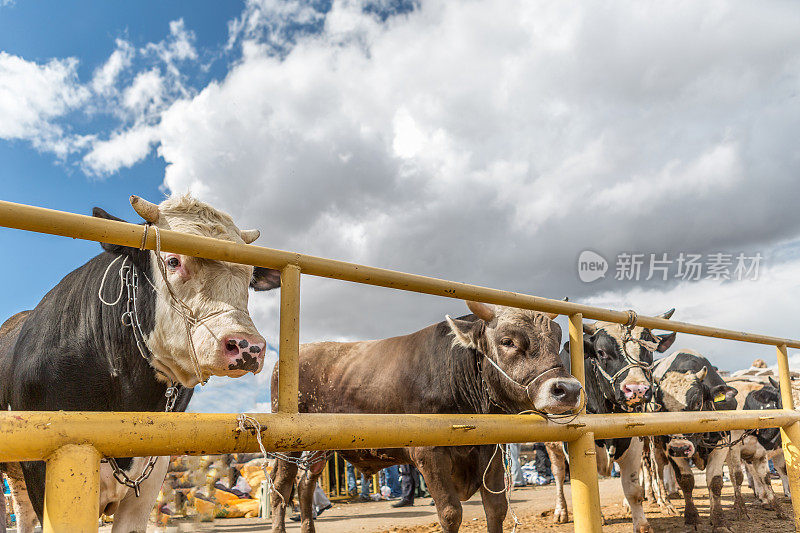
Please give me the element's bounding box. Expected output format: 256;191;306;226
714;392;725;403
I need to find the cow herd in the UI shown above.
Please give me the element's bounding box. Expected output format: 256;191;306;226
0;194;792;533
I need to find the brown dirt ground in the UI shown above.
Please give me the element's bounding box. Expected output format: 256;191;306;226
374;475;795;533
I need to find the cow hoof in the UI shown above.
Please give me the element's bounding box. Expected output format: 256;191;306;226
553;509;568;523
637;522;654;533
661;503;678;516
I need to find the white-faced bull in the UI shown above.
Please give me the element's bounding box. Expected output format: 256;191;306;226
545;309;676;533
651;350;739;533
0;195;281;533
268;301;581;533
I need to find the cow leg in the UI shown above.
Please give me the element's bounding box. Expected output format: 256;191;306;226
4;462;39;533
726;442;748;519
771;453;791;497
414;447;462;533
641;443;653;502
706;448;731;533
545;443;568;524
271;456;299;533
617;438;651;533
297;468;323;533
112;456;169;533
662;461;679;498
673;457;700;531
652;444;677;515
478;446;508;533
750;448;784;518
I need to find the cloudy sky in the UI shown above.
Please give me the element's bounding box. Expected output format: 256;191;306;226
1;0;799;412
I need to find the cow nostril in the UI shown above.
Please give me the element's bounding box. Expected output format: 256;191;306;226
225;340;239;353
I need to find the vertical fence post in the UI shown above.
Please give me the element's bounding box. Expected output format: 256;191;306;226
277;264;301;413
566;313;603;533
777;343;800;529
42;444;101;533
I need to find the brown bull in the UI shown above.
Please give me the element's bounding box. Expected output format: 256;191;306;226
269;300;582;533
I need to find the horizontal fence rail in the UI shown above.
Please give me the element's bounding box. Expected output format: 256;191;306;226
1;199;800;532
0;410;797;463
0;199;798;348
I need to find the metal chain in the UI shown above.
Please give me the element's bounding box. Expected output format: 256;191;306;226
236;415;330;509
105;384;180;497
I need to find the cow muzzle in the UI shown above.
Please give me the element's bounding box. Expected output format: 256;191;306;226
533;375;583;415
222;334;266;375
667;438;695;458
621;382;650;405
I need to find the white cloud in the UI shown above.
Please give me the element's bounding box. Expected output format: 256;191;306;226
144;18;197;79
0;52;88;152
122;68;166;114
91;39;134;95
82;124;160;175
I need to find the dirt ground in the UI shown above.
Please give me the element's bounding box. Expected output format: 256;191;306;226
88;472;794;532
373;474;795;533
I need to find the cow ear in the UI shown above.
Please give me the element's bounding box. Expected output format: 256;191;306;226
769;376;780;390
92;207;142;256
251;267;281;291
583;337;597;359
711;384;737;404
446;315;480;349
655;332;676;353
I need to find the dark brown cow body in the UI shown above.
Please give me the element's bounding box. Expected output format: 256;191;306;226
269;302;582;533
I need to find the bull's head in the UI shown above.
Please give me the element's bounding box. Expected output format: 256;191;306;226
658;366;737;458
583;310;676;410
748;377;782;449
446;301;582;414
94;195;281;387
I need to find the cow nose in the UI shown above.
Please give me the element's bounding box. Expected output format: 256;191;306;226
549;379;582;405
223;335;266;369
622;383;649;400
668;442;694;458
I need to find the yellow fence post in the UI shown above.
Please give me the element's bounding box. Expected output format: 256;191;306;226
277;264;301;413
776;343;800;529
566;313;603;533
42;444;101;533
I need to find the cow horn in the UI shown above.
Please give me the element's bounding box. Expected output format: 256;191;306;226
130;195;160;223
695;367;708;381
466;301;495;322
658;308;676;320
544;296;568;320
583;322;597;335
240;229;260;244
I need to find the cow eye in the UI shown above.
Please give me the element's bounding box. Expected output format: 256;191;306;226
500;338;515;348
597;349;608;360
166;256;181;270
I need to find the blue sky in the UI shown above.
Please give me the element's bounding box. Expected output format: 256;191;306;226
0;1;259;411
2;0;800;412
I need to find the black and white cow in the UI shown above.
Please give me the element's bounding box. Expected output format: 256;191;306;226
0;195;281;533
726;378;787;519
545;312;677;533
651;350;738;533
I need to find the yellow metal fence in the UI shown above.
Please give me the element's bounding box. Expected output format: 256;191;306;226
0;199;799;532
